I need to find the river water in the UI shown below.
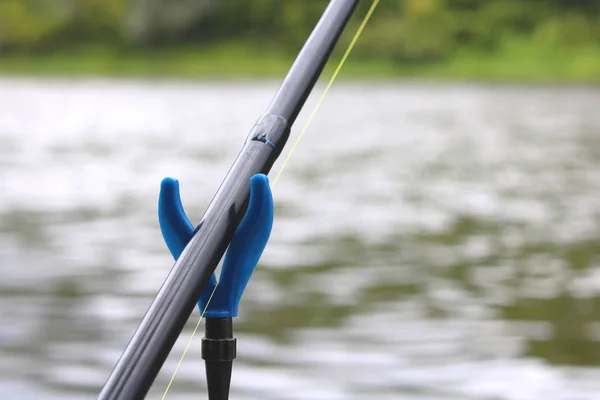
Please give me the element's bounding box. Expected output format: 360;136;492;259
0;78;599;400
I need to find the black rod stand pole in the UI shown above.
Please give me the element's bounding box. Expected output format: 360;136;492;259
202;318;235;400
98;1;358;399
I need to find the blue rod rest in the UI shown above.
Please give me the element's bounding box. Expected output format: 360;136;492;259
158;174;274;318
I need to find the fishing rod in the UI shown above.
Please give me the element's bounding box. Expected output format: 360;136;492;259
98;1;359;399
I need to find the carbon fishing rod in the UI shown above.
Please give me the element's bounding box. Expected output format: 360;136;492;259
98;1;359;399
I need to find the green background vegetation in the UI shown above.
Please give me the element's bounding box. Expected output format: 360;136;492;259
2;0;600;81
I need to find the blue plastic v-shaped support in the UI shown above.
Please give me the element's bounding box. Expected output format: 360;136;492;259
158;174;274;318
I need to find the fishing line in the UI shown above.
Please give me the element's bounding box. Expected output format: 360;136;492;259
162;0;379;397
272;0;380;188
161;284;218;399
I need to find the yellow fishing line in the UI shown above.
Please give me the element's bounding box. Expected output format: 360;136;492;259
272;0;380;188
162;0;379;397
161;284;218;400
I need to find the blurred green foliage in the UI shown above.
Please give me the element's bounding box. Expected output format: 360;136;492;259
1;0;600;78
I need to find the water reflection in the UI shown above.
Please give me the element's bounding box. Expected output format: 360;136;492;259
0;79;599;399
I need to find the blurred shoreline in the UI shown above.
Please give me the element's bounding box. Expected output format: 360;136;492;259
2;41;600;83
